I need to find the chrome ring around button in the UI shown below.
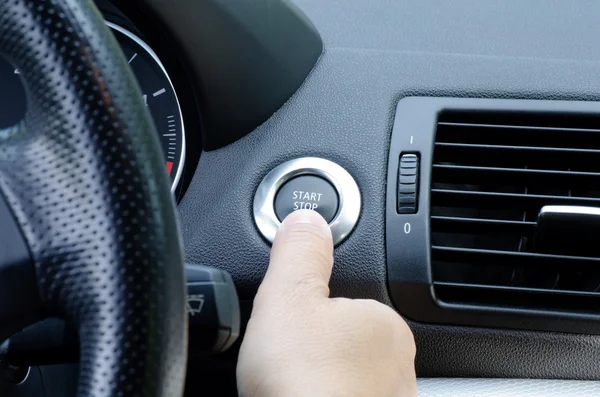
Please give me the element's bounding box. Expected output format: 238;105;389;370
253;157;361;246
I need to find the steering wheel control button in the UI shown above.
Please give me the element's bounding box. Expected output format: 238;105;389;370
397;154;420;214
274;175;339;223
254;157;361;246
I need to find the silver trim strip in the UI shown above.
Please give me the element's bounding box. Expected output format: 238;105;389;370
253;158;361;246
106;22;187;193
540;205;600;216
12;366;31;385
418;378;600;397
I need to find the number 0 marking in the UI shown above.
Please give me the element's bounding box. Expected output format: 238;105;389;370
404;222;411;234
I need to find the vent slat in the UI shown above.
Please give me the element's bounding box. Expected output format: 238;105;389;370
434;143;600;172
435;142;600;155
438;121;600;134
432;246;600;269
433;164;600;190
435;282;600;312
431;189;600;212
434;281;600;299
436;121;600;149
430;216;536;235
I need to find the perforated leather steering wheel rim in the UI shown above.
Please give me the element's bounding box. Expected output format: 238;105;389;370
0;1;187;396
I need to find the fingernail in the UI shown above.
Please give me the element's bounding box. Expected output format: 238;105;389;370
283;209;328;227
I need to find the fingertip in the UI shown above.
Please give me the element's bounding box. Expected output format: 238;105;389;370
261;210;334;300
281;209;330;229
276;210;333;247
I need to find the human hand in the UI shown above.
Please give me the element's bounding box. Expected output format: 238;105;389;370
237;210;417;397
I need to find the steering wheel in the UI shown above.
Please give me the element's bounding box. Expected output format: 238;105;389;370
0;0;187;396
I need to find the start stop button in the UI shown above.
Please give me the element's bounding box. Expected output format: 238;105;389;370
274;175;339;223
253;157;361;246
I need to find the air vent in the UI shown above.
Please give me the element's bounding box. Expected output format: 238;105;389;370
431;111;600;314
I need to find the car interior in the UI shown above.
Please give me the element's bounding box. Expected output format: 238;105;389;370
1;0;600;396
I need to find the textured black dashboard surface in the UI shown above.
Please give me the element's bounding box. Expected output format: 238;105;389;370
177;0;600;379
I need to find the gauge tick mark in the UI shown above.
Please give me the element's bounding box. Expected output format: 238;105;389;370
105;22;184;193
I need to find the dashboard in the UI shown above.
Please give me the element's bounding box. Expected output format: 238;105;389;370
4;0;600;396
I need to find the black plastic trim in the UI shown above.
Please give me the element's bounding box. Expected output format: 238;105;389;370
386;97;600;335
135;0;323;150
0;190;40;341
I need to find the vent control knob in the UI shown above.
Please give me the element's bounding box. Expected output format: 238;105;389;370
397;154;420;214
536;205;600;257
